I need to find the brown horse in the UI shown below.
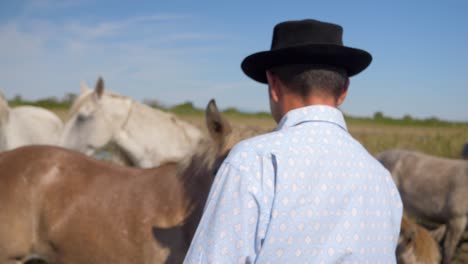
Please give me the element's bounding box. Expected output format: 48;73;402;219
377;149;468;264
396;214;442;264
0;100;255;264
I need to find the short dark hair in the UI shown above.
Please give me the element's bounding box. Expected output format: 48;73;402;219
270;64;348;99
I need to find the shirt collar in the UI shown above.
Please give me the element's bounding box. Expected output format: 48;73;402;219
275;105;348;132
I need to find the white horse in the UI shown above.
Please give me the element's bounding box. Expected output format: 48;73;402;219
0;91;63;151
377;149;468;264
60;77;203;168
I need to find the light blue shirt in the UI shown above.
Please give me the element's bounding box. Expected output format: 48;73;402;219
184;105;403;264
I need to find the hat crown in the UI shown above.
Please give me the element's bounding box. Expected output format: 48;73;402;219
271;19;343;50
241;18;372;83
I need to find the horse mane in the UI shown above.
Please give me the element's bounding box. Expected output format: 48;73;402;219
175;123;263;192
176;124;264;218
177;135;218;202
68;90;92;118
175;123;265;247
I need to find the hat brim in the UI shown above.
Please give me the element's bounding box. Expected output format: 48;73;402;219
241;44;372;84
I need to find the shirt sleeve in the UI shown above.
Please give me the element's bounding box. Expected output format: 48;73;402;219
183;159;270;264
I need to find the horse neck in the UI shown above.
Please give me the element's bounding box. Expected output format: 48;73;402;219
179;137;217;199
106;98;142;164
136;102;200;137
111;102;202;167
107;100;148;162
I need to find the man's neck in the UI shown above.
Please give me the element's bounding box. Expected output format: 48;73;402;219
281;93;338;116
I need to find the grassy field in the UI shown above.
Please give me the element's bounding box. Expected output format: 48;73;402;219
186;113;468;159
347;121;467;158
50;106;468;159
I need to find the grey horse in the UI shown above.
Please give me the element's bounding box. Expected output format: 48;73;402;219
377;149;468;264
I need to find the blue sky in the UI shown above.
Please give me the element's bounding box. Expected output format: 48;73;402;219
1;0;467;121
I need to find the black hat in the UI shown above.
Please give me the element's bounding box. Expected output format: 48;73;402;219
241;19;372;84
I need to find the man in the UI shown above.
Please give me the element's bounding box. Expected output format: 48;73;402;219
184;19;402;263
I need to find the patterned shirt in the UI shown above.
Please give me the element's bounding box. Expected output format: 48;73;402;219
184;105;403;264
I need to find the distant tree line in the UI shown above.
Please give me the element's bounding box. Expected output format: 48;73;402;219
9;93;77;109
335;111;468;127
366;111;459;126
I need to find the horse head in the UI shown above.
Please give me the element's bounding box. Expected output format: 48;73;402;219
396;215;441;264
60;77;132;156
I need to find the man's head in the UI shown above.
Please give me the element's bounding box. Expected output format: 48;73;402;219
266;65;349;122
241;19;371;122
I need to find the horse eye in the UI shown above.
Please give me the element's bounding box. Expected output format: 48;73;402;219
77;114;89;123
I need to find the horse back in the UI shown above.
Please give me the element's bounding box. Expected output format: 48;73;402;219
0;145;189;263
377;149;468;183
6;107;63;147
377;149;468;220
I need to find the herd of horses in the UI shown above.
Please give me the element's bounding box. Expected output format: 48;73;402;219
0;77;467;264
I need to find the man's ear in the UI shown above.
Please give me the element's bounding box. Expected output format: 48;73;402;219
336;78;349;106
266;71;281;103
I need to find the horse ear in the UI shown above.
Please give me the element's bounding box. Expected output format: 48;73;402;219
429;224;447;243
80;81;90;94
0;91;10;123
400;215;417;246
206;99;232;146
94;77;105;99
0;90;8;108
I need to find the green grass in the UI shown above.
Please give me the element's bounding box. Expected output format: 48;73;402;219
347;122;468;158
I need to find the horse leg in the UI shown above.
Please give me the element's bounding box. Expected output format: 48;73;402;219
443;216;467;264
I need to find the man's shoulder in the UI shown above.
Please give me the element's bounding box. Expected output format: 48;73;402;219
225;131;280;164
233;129;283;150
